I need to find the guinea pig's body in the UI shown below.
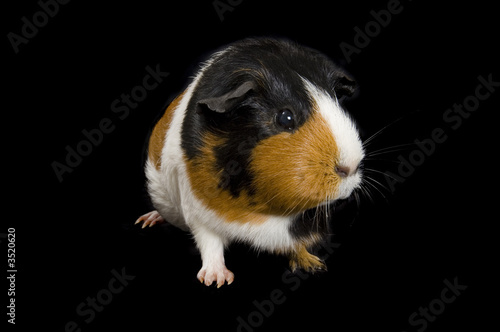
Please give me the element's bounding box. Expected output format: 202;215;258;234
136;38;364;287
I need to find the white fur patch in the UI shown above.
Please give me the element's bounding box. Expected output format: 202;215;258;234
301;78;364;199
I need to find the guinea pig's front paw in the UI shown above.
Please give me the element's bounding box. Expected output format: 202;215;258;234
289;245;327;273
197;264;234;288
134;210;165;229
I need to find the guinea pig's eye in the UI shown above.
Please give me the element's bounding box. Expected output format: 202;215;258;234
276;109;295;131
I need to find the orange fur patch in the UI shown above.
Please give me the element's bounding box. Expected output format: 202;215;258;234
148;91;185;169
185;131;270;224
250;110;341;216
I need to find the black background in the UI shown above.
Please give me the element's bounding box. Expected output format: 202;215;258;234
5;0;498;331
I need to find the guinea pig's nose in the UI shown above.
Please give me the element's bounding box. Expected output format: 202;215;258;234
335;165;351;178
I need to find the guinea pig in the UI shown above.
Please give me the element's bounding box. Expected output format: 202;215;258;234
135;38;364;287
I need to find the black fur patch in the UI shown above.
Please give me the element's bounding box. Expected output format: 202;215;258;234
289;207;330;242
181;38;355;198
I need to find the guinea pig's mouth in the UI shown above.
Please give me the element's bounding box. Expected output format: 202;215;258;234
338;173;362;198
316;193;357;211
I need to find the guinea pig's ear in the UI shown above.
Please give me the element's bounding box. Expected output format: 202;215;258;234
198;81;255;113
333;74;357;99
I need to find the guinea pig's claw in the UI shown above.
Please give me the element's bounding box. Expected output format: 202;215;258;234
197;266;234;288
289;247;327;273
135;210;165;228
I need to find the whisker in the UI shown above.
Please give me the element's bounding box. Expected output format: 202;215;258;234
348;190;361;226
312;201;321;234
362;114;411;148
364;143;417;157
363;176;389;202
363;167;399;181
354;190;361;211
363;157;401;164
362;110;422;149
364;174;391;192
358;182;375;205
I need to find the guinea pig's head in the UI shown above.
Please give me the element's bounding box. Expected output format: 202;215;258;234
184;38;364;218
